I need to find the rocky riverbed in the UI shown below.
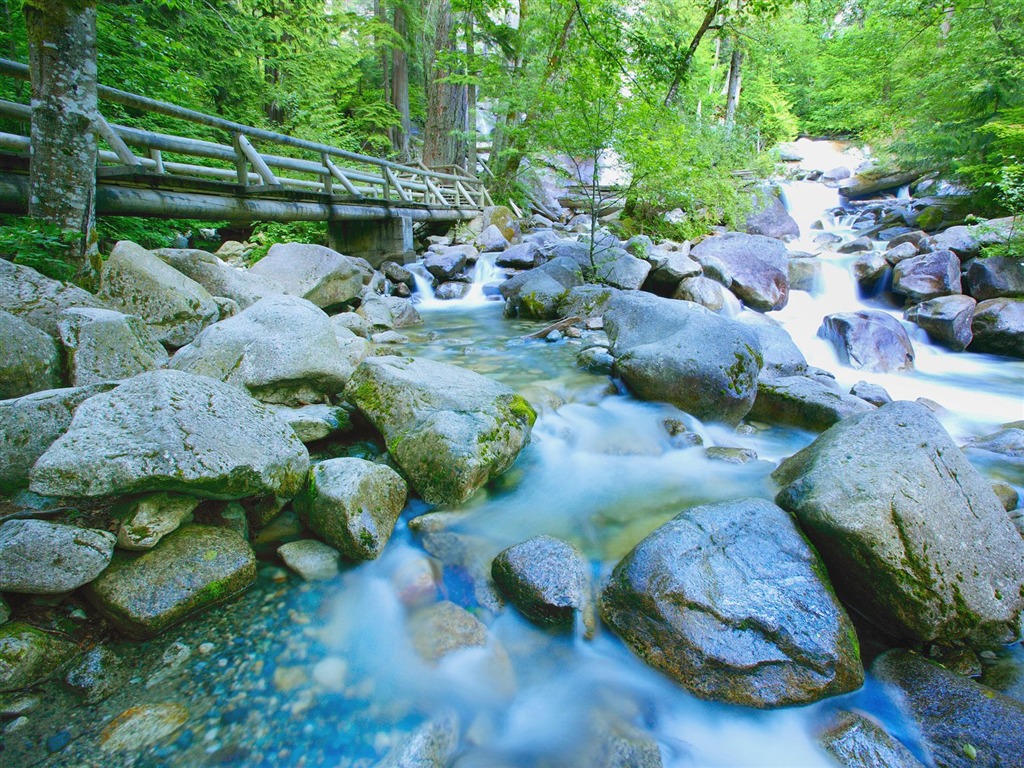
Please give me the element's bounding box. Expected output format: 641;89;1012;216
1;152;1024;766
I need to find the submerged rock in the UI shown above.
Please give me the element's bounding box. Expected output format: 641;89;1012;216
97;240;219;347
0;622;78;693
819;311;915;372
0;519;115;594
293;457;407;561
345;356;535;505
491;535;594;636
84;525;256;638
64;644;126;703
277;539;340;581
100;702;190;753
0;310;62;399
601;498;863;708
873;650;1024;768
691;233;790;311
378;711;460;768
169;295;357;405
57;307;168;386
774;401;1024;644
0;382;114;492
605;293;762;426
30;369;309;500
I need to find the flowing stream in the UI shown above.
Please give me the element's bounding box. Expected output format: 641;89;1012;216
11;144;1024;768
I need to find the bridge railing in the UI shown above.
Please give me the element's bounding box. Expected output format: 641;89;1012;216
0;58;492;211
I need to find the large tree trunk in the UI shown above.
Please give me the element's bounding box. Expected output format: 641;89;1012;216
25;0;100;287
391;3;411;160
423;0;467;170
465;13;477;175
725;43;743;130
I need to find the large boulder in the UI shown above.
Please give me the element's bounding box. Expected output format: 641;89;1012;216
495;242;541;269
970;298;1024;358
819;311;915;372
557;285;620;323
691;233;790;311
476;224;511;252
737;315;807;377
0;519;115;594
744;189;800;240
0;259;108;336
169;295;356;405
920;225;980;258
83;525;256;638
591;248;652;291
293;457;408;561
345;356;535;505
0;310;62;399
964;255;1024;301
905;294;976;351
491;535;593;635
356;295;421;331
873;650;1024;768
892;250;961;303
57;307;168;387
643;250;702;295
604;293;762;426
30;369;309;500
817;711;925;768
600;498;863;708
247;242;362;310
773;401;1024;644
97;241;219;347
671;276;726;311
424;249;467;281
152;248;284;309
749;375;875;432
0;382;114;492
500;257;583;319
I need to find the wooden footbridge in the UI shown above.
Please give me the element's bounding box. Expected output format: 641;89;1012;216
0;59;492;264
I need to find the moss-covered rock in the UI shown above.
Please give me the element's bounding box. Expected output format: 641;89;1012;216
0;622;78;692
0;309;62;399
345;356;534;505
84;524;256;638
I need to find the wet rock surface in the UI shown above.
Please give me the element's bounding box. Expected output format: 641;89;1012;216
816;710;924;768
0;309;62;399
0;519;115;594
691;232;790;311
601;498;863;708
819;310;916;371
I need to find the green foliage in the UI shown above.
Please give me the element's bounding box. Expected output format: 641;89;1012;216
248;221;327;264
0;216;78;281
95;217;227;252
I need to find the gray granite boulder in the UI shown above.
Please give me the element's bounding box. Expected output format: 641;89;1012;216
819;311;915;372
247;242;363;310
491;535;594;635
495;241;541;269
84;525;256;638
0;519;115;594
152;248;284;309
774;401;1024;644
0;310;62;399
293;458;408;561
964;255;1024;301
0;259;109;336
883;241;919;265
970;298;1024;358
671;275;726;311
920;225;980;258
605;293;762;426
749;375;875;432
592;248;652;290
557;285;620;322
852;252;890;295
500;257;583;319
643;250;702;295
744;190;800;240
905;294;976;351
817;711;924;768
169;295;356;405
268;403;351;443
873;650;1024;768
0;382;114;492
600;498;863;708
30;369;309;499
97;241;219;347
345;356;535;505
692;232;790;311
892;249;961;303
424;249;467;281
476;224;511;253
57;307;168;386
737;315;807;378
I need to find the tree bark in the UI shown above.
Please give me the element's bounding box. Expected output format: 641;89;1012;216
391;3;411;160
24;0;100;287
465;12;477;175
725;43;743;130
423;0;467;170
663;0;724;106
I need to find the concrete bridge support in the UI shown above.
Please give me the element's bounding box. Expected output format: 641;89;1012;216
329;214;416;267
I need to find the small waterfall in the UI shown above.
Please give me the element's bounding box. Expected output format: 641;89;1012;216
409;252;505;309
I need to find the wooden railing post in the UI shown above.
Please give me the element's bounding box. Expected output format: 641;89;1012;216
232;133;248;186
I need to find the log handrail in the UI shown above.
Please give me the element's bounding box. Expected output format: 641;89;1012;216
0;58;488;210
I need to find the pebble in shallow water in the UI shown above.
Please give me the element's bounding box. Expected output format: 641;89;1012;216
100;702;189;752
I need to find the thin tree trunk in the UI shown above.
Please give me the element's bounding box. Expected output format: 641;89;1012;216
391;2;411;160
465;13;477;175
725;43;743;130
663;0;724;106
25;0;100;287
423;0;467;169
376;0;391;107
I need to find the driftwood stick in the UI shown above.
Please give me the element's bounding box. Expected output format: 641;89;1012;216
523;316;582;339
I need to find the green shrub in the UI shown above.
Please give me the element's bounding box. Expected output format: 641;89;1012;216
248;221;328;264
0;216;78;281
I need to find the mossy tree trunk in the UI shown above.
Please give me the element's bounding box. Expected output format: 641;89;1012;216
24;0;100;288
423;0;467;171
